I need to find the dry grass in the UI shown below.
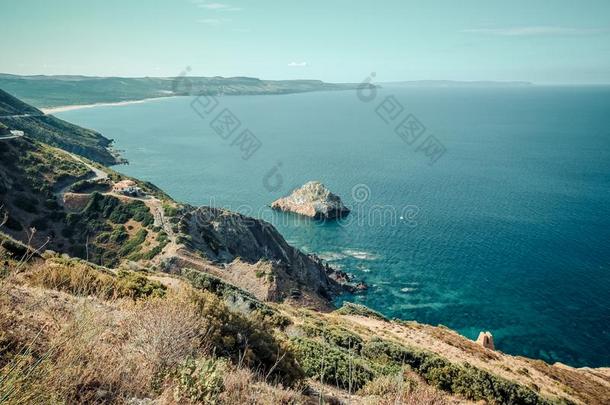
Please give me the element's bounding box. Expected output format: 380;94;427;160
0;288;210;404
0;276;309;404
28;257;166;300
358;371;451;405
218;367;308;405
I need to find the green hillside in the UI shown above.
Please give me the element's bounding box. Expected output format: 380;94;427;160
0;73;359;108
0;89;119;164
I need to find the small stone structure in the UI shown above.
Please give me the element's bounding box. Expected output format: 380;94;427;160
112;179;143;197
476;331;495;350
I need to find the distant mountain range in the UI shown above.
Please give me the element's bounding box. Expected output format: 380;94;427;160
0;73;360;108
382;80;533;87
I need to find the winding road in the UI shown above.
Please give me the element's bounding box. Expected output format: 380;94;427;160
0;113;40;119
0;133;23;141
55;153;108;199
0;112;44;139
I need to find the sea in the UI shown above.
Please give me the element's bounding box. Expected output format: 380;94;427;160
56;85;610;368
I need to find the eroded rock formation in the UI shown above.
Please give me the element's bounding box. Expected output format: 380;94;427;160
271;181;350;219
178;205;351;308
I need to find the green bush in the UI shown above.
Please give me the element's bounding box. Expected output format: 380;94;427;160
174;357;227;404
82;193;153;227
163;203;179;217
291;336;375;390
359;338;552;404
141;239;169;260
108;199;154;226
109;225;128;243
183;268;288;327
118;228;148;257
335;302;388;322
116;270;166;299
12;194;38;214
186;289;303;386
30;217;49;231
301;322;364;353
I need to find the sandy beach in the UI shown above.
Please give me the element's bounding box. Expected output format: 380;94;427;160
41;95;179;114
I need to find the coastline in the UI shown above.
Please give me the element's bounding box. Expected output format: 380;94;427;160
41;95;180;114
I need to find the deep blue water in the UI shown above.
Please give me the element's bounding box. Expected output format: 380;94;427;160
57;86;610;367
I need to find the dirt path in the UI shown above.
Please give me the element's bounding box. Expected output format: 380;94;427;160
55;153;108;202
50;153;207;272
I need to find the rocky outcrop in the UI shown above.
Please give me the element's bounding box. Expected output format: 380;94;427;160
178;205;351;308
476;331;495;350
271;181;350;219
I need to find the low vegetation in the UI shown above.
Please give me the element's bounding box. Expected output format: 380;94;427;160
28;256;166;299
286;311;559;404
335;302;389;321
0;234;586;404
0;88;118;165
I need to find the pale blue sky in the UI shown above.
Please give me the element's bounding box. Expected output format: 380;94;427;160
1;0;609;83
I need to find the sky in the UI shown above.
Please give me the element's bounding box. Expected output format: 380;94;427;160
1;0;609;84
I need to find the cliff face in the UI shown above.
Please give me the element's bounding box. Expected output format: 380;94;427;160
177;206;342;308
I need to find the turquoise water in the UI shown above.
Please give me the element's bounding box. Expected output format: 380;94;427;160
57;86;610;367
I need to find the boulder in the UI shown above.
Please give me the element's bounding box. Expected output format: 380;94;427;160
271;181;350;219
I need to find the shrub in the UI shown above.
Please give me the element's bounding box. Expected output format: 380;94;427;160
12;194;38;214
186;289;304;386
109;226;128;243
29;259;166;300
163;203;179;217
301;322;364;353
82;193;153;227
335;302;388;322
359;372;449;405
361;338;428;369
360;338;551;404
0;293;209;404
174;358;227;404
118;228;148;257
4;217;23;231
123;296;209;386
183;268;289;327
141;239;169;260
358;372;416;397
290;336;375;390
30;217;49;231
219;366;306;404
116;270;166;299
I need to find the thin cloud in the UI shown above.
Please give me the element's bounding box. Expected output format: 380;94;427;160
198;18;232;25
287;61;308;67
462;26;608;36
194;1;242;11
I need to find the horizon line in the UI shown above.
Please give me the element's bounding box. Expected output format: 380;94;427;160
1;72;610;86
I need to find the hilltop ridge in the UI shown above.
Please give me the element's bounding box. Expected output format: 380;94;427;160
0;88;119;164
0;73;360;109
